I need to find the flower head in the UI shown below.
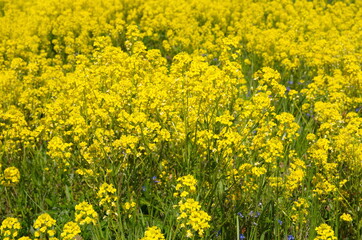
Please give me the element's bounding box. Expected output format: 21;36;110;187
33;213;57;239
0;217;21;240
139;226;165;240
75;201;98;225
1;167;20;186
61;221;81;240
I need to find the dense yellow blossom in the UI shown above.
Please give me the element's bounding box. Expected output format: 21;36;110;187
314;223;337;240
60;222;81;240
176;198;211;237
0;0;361;239
1;167;20;186
340;213;353;222
97;183;118;216
174;175;197;197
227;163;267;202
139;226;165;240
33;213;56;239
0;217;21;240
291;198;309;224
18;237;32;240
285;157;306;196
74;201;98;225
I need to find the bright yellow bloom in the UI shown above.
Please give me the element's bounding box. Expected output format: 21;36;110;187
18;237;32;240
340;213;352;222
75;201;98;225
60;222;81;240
0;217;21;240
314;223;337;240
1;167;20;186
123;201;136;211
176;175;197;193
176;198;211;237
139;226;165;240
33;213;56;239
97;183;118;216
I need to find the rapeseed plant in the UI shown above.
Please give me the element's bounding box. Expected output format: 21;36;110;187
1;167;20;186
60;221;81;240
33;213;57;239
18;237;32;240
0;217;21;240
314;223;337;240
74;202;98;225
0;0;361;239
97;183;118;216
340;213;352;222
139;226;165;240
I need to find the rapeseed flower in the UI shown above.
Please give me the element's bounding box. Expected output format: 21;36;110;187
0;0;361;239
0;217;21;240
314;223;337;240
75;202;98;225
1;167;20;186
60;222;81;240
139;226;165;240
18;237;32;240
97;183;118;216
340;213;352;222
33;213;57;239
176;198;211;237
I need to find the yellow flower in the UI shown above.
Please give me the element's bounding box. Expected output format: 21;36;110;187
175;175;197;195
1;167;20;186
340;213;352;222
60;222;81;240
123;201;136;210
97;183;118;216
291;198;309;224
75;202;98;225
0;217;21;240
139;226;165;240
33;213;56;239
18;237;32;240
314;223;337;240
175;199;211;237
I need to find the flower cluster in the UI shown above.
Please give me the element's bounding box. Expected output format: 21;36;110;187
174;175;197;198
1;167;20;186
227;163;267;202
60;221;81;240
122;201;137;219
139;226;165;240
0;0;361;239
97;183;118;216
18;237;32;240
291;198;310;225
174;175;211;238
33;213;57;240
340;213;352;222
75;201;98;225
314;223;337;240
175;198;211;238
0;217;21;240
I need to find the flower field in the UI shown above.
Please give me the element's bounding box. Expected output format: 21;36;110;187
0;0;361;239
